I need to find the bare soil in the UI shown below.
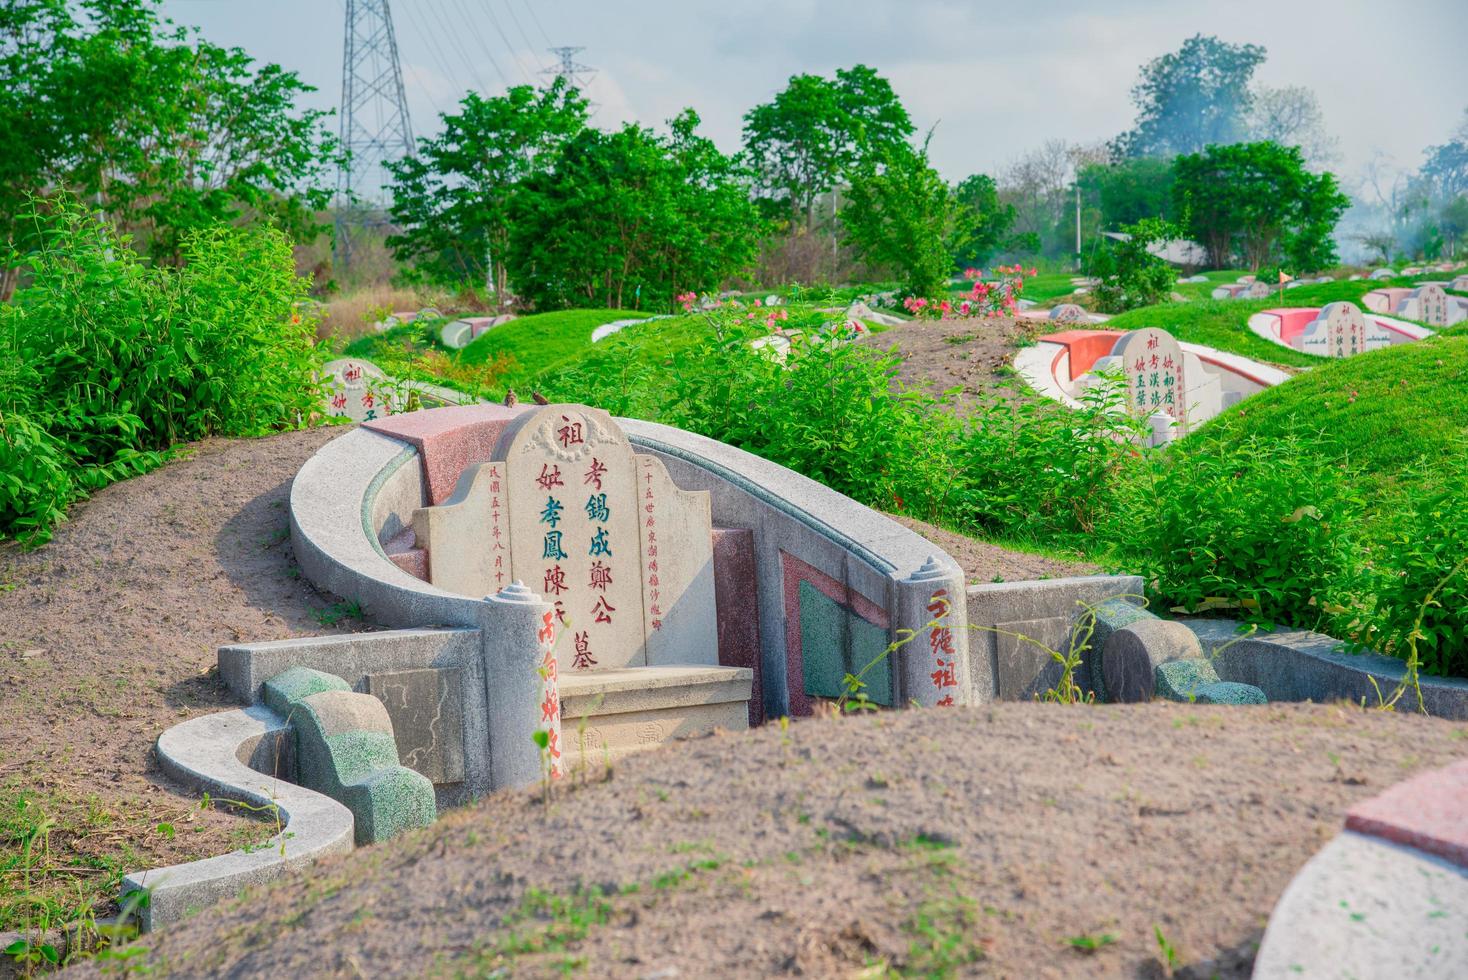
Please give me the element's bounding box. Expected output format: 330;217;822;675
859;316;1047;412
882;513;1096;585
0;427;348;930
74;703;1468;979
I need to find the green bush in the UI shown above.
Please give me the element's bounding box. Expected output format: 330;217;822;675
0;199;321;545
1103;429;1368;629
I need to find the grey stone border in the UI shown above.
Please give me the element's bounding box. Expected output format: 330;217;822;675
1186;619;1468;719
122;706;354;931
1254;831;1468;976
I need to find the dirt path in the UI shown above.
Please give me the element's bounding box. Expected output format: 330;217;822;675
858;316;1046;412
0;427;347;930
74;702;1467;979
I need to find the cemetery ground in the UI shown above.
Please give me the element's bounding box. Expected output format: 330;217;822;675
0;424;1465;976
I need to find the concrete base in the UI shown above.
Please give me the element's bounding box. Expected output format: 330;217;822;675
557;665;753;768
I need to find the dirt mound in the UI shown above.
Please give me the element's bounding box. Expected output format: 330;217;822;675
0;427;346;927
73;702;1466;978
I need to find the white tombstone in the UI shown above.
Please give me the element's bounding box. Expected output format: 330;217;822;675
764;294;782;306
440;320;473;349
1243;281;1272;299
1407;284;1451;326
1111;328;1188;434
1370;268;1395;281
1450;275;1468;292
1048;303;1086;323
322;358;395;422
1300;302;1367;358
411;405;718;673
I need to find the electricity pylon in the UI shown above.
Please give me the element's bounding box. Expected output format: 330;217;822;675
335;0;414;271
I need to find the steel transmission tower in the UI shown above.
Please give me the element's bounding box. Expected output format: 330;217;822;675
336;0;414;270
542;45;596;91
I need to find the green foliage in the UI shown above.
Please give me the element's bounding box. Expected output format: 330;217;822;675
507;110;760;312
742;64;914;227
386;80;587;299
947;173;1016;270
0;198;320;545
457;308;653;376
1077;157;1175;228
841;142;956;296
1090;217;1181;313
1104;429;1367;628
0;0;335;289
1171;141;1350;270
1114;34;1266;158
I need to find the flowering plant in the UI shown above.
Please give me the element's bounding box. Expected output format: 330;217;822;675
902;265;1036;321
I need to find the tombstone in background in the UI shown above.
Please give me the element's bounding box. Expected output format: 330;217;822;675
412;405;718;673
1113;328;1188;435
1301;302;1367;358
1451;275;1468;292
1048;303;1086;323
322;358;395;422
1402;284;1452;326
1370;268;1396;280
1242;281;1272;299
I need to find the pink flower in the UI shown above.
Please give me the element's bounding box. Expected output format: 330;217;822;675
753;299;763;307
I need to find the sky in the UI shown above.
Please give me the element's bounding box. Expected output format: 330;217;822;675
160;0;1466;193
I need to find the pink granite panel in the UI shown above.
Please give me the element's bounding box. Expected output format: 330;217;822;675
712;527;763;726
364;404;530;504
1345;759;1468;869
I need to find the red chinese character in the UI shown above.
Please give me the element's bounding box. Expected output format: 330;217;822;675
547;727;561;762
330;393;347;410
536;464;564;490
361;392;375;408
543;565;568;596
1133;357;1145;372
651;618;663;631
557;416;584;448
930;627;956;658
592;596;616;623
344;365;362;383
572;631;597;670
930;657;958;688
537;610;555;644
1147;335;1159;350
540;691;558;722
926;588;949;619
936;695;955;707
589;560;613;591
584;457;607;490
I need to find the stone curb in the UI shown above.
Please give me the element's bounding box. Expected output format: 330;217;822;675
121;706;354;932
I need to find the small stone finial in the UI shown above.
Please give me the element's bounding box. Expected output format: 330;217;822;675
488;580;539;604
904;555;948;583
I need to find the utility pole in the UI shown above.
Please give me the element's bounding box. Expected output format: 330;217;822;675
1075;183;1082;272
336;0;414;273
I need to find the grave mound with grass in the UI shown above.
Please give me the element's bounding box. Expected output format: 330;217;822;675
458;308;655;372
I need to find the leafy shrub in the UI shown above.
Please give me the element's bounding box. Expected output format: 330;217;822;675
1356;451;1468;676
1103;429;1368;628
0;198;321;545
1090;217;1179;314
956;374;1148;540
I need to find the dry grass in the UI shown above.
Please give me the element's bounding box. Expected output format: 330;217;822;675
318;286;438;342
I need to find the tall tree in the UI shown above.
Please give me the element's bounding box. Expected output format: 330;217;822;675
1115;35;1266;158
947;173;1016;270
1171;141;1349;270
0;0;336;296
1248;85;1338;169
1077;157;1175;229
741;65;914;229
507;111;759;311
386;80;587;302
842;142;957;297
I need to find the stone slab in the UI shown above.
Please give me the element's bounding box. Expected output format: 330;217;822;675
1254;831;1468;978
1153;658;1220;701
1113;328;1187;430
558;664;753;718
366;667;467;785
1346;759;1468;869
636;453;718;667
411;461;510;598
992;616;1073;700
558;700;749;770
364;403;529;505
1192;680;1266;704
712;527;763;726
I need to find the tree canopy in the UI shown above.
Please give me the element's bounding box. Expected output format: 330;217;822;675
742;65;914;229
1171;141;1350;270
1115;35;1266;158
0;0;336;296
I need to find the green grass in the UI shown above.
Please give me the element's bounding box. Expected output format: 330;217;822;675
1185;323;1468;502
458;307;653;379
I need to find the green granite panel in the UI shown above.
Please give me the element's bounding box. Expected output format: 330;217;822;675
799;581;893;706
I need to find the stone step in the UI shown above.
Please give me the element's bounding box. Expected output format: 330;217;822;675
557;664;753;768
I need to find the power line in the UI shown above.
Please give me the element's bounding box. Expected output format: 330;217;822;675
460;0;535;86
421;0;500;94
499;0;547;72
517;0;552;48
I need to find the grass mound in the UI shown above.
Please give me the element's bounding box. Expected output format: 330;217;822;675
459;308;653;372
